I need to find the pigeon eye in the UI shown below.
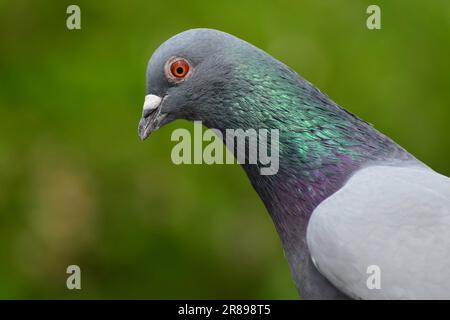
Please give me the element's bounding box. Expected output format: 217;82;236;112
169;58;190;79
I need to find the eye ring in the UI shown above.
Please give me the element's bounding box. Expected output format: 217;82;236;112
165;57;192;82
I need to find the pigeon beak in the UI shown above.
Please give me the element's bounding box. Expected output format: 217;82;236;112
138;94;164;140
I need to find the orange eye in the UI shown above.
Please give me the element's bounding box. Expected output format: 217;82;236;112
169;59;190;79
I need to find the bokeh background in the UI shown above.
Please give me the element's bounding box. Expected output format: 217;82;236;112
0;0;449;299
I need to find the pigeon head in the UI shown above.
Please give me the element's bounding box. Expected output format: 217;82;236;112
138;28;294;140
139;29;232;139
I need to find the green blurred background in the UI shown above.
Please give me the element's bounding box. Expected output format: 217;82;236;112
0;0;449;299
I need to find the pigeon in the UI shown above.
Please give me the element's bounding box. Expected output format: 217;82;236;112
137;28;450;299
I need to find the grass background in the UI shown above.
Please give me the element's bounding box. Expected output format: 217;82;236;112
0;0;449;298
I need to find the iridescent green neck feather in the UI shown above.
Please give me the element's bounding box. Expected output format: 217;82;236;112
203;48;416;224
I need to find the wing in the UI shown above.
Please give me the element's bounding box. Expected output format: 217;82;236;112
306;165;450;299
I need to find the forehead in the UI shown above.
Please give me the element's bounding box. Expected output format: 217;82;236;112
151;29;235;65
145;29;236;94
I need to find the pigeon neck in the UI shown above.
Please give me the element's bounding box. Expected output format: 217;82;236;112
223;93;413;248
241;137;361;228
224;60;414;222
205;55;415;253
